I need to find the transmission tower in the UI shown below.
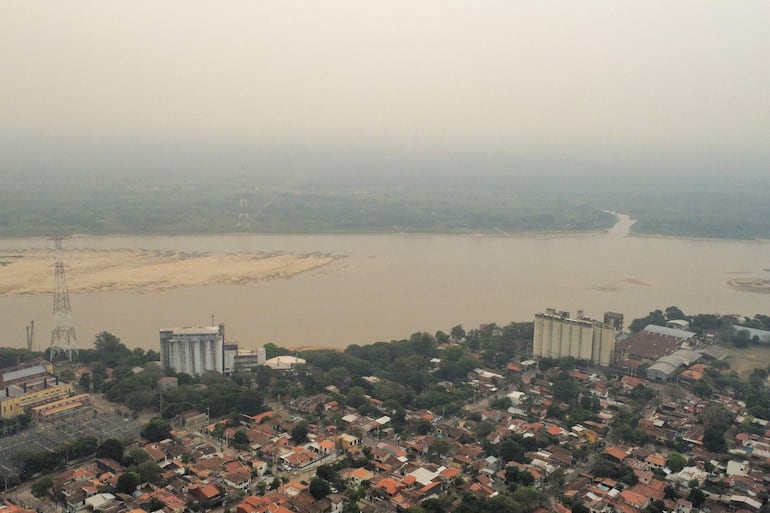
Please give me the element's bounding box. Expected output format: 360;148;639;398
237;172;250;229
50;237;78;361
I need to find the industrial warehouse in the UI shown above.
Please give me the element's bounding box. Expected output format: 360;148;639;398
533;307;731;382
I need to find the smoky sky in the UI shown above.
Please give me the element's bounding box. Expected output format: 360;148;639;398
1;1;769;162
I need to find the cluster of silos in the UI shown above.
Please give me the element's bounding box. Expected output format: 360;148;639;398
533;309;615;367
160;324;225;376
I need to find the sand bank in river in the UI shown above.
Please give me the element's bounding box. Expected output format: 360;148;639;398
0;249;342;296
728;278;770;294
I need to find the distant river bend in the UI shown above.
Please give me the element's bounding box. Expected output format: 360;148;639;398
0;214;768;351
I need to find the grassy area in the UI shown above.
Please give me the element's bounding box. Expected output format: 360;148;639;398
726;345;770;378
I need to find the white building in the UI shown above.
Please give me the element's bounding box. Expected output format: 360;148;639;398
160;325;225;376
533;309;615;366
263;355;305;370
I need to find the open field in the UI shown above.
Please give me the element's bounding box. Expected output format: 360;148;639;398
0;248;342;296
726;345;770;378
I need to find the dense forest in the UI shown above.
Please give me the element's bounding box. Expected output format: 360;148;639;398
0;167;768;239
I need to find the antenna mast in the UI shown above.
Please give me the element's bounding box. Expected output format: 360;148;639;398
50;237;78;361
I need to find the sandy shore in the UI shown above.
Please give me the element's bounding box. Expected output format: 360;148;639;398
0;249;343;296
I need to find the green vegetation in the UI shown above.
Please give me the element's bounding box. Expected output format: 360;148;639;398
0;169;614;236
31;475;53;498
1;167;768;238
141;417;171;442
12;436;98;480
300;323;532;418
74;331;267;419
453;488;547;513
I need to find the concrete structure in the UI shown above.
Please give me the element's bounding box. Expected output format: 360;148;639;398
603;312;624;332
223;343;238;375
160;324;225;376
233;347;267;372
30;393;90;421
1;362;72;419
533;309;615;367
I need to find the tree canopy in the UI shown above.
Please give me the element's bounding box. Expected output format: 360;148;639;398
141;417;171;442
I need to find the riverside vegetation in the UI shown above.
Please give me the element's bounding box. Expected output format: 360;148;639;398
2;170;769;239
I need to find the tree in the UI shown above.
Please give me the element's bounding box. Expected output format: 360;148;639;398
688;487;705;508
93;332;130;367
629;310;666;332
665;306;686;321
451;325;465;340
316;464;338;483
703;425;727;453
505;467;534;487
346;386;367;408
664;485;678;500
498;439;525;463
264;342;292;359
701;402;730;453
666;453;687;473
309;477;331;500
552;378;579;403
31;475;53;498
491;396;512;410
116;471;141;494
124;447;151;466
232;430;250;447
428;439;450;458
96;438;125;463
572;503;590;513
136;461;162;484
415;419;433;435
291;423;309;444
141;417;171;442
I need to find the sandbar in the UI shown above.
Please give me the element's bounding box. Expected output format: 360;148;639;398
0;249;343;296
728;278;770;294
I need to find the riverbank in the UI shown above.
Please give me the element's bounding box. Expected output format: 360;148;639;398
1;227;769;352
0;249;343;296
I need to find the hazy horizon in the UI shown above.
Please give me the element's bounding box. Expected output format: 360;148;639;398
2;1;769;174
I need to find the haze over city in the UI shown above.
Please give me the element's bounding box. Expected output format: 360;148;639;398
3;5;770;513
1;1;768;176
2;1;770;351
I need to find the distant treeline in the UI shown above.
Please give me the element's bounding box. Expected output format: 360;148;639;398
2;156;769;239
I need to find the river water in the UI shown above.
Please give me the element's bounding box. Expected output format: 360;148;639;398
1;215;768;351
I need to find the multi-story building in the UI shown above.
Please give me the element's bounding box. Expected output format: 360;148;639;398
232;347;267;373
160;324;225;376
533;308;615;366
1;361;73;419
